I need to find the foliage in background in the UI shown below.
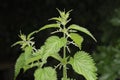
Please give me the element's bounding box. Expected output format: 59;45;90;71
13;9;97;80
93;8;120;80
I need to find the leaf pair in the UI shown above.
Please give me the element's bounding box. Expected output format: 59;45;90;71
68;24;96;42
68;24;96;50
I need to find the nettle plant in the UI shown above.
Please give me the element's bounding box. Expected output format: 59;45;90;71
13;9;97;80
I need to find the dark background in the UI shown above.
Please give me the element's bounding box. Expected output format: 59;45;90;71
0;0;120;80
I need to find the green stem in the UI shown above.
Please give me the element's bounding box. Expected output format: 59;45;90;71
63;26;67;80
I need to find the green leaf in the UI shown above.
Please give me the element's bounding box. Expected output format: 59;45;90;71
38;24;60;31
69;33;83;49
56;8;72;20
14;46;35;79
25;47;44;65
69;51;97;80
25;54;41;65
57;8;66;18
14;53;25;80
27;30;38;40
26;54;41;64
11;41;24;47
68;24;97;42
42;36;67;61
21;46;35;72
50;53;62;61
49;17;62;22
24;46;33;62
34;67;57;80
19;33;26;41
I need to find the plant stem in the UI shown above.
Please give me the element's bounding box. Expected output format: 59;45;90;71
63;26;67;80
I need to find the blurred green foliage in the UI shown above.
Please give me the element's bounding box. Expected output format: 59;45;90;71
93;8;120;80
